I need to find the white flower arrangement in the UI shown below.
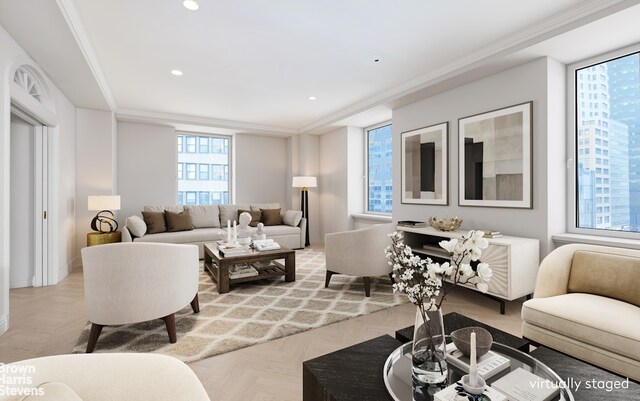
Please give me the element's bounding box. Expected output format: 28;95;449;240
385;230;493;319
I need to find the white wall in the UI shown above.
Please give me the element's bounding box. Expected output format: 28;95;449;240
0;23;77;335
235;134;288;207
320;128;349;236
117;121;176;223
75;108;116;257
392;57;565;257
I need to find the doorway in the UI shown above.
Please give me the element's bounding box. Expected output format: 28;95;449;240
9;112;48;288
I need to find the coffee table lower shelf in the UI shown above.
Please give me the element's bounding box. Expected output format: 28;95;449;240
205;260;287;284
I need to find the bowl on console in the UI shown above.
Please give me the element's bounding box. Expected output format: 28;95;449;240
428;216;463;231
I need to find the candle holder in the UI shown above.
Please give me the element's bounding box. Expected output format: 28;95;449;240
460;374;486;395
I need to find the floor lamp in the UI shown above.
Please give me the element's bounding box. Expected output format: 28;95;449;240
292;176;317;247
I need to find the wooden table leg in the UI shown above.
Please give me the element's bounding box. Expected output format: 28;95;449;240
218;260;230;293
285;253;296;282
204;251;211;272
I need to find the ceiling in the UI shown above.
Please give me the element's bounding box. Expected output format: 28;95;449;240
1;0;639;134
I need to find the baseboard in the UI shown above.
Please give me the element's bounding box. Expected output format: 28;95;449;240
58;256;79;281
10;280;30;289
0;314;8;335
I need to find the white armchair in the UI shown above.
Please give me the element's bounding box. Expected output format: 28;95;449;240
81;242;200;353
324;223;396;297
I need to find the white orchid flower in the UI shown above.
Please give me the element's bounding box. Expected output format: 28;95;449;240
477;262;492;281
439;239;458;255
468;230;489;250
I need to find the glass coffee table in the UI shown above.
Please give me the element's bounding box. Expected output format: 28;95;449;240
383;337;574;400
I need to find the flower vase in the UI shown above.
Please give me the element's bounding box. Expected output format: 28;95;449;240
411;307;448;400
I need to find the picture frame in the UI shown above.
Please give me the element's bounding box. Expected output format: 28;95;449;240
458;101;532;208
401;122;449;205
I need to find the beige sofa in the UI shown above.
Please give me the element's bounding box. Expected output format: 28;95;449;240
122;203;306;258
522;243;640;380
0;353;210;401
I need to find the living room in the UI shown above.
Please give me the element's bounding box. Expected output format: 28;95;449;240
0;1;639;400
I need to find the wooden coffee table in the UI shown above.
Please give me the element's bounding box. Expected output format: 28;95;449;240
203;243;296;293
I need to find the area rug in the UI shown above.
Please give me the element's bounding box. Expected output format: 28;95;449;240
73;249;408;363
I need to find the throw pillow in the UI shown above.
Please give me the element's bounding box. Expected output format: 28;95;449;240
261;208;283;226
282;210;303;227
22;382;83;401
142;211;167;234
125;215;147;237
165;210;193;232
219;204;238;227
185;205;220;228
250;203;280;212
239;209;261;227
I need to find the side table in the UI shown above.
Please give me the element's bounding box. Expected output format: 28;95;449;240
87;231;121;247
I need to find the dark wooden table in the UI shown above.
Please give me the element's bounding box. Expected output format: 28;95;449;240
203;243;295;293
395;312;530;352
303;312;639;400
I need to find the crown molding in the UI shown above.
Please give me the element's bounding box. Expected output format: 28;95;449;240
116;108;298;135
299;0;633;133
56;0;117;111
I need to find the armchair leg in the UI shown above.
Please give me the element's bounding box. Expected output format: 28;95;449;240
190;293;200;313
363;277;371;297
162;314;177;343
325;270;337;288
86;323;104;353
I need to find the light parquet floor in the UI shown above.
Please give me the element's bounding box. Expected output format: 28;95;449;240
0;247;524;401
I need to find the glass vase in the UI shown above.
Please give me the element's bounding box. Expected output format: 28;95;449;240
412;307;448;400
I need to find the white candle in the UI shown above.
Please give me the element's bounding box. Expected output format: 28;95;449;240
227;220;231;243
469;330;478;387
233;220;237;243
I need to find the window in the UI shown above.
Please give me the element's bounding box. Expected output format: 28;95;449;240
177;133;231;205
572;48;639;235
366;123;393;213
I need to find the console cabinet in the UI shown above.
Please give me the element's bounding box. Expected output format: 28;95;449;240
397;226;539;302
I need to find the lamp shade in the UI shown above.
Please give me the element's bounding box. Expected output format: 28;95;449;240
292;176;317;188
88;195;121;211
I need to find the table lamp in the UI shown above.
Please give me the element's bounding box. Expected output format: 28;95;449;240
88;195;121;233
292;176;317;247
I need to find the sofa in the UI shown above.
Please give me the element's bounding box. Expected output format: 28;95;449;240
122;203;306;258
0;353;210;401
522;243;640;380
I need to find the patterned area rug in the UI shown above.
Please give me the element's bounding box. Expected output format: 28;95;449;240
73;249;407;363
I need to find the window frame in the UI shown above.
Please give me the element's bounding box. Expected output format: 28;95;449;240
567;43;640;240
364;120;393;215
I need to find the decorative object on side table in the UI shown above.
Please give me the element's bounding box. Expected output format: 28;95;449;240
428;216;463;231
292;176;317;247
88;195;121;232
385;230;492;400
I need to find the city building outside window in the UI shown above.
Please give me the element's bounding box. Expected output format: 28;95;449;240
366;123;393;214
572;48;639;236
177;133;231;205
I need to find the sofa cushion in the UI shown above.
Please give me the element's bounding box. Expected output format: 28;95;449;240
126;215;147;237
22;382;82;401
238;209;261;227
261;208;282;226
141;211;166;234
134;228;223;244
218;204;250;226
184;205;220;228
522;293;640;359
165;210;193;232
262;225;300;236
282;210;302;227
143;205;184;213
568;250;640;307
250;203;280;212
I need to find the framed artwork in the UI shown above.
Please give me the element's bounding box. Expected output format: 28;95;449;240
458;101;532;208
401;122;448;205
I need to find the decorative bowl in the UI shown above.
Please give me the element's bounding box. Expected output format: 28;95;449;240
428;216;463;231
450;326;493;357
237;237;252;245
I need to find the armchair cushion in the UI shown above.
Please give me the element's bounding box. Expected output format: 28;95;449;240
568;251;640;307
22;382;82;401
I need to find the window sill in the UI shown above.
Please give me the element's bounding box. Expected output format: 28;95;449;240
351;213;393;223
552;233;640;250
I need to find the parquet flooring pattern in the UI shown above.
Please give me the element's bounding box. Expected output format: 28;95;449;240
0;246;524;401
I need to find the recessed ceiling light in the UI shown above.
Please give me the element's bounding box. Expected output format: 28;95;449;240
308;96;317;101
182;0;199;11
171;69;183;76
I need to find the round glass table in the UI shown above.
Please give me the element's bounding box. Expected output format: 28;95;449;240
383;337;574;401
